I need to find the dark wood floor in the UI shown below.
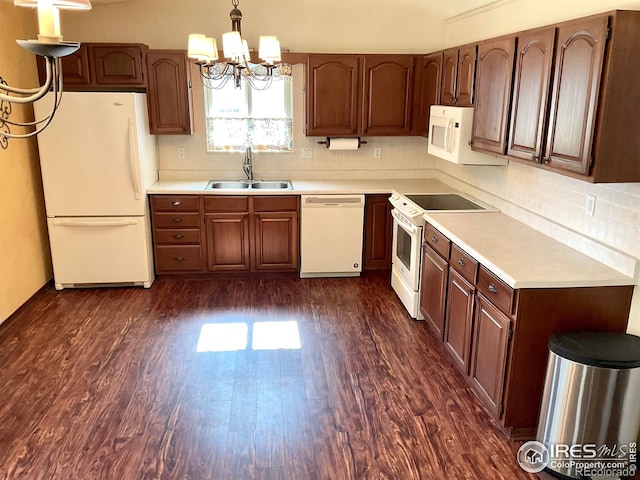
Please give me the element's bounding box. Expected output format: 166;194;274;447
0;273;537;480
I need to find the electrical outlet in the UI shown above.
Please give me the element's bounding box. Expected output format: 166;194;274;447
302;148;313;159
374;147;382;159
177;145;185;160
585;195;596;216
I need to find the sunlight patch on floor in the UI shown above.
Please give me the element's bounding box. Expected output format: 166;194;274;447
196;320;301;352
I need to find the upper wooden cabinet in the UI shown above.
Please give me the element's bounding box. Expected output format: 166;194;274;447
306;55;361;136
361;55;415;135
470;36;516;155
415;52;443;137
305;54;416;136
507;27;555;163
441;44;476;106
146;50;194;135
506;11;640;182
544;16;608;177
37;43;147;90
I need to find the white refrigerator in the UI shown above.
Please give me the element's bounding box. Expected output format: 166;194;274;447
34;92;158;290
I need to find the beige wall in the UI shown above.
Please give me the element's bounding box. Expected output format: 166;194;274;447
0;4;52;323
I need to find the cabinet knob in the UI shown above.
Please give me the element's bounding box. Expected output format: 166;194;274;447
174;256;185;262
531;154;539;162
542;157;551;164
457;259;465;267
172;201;182;206
431;236;438;243
452;97;457;104
172;217;183;223
488;284;498;293
173;234;184;239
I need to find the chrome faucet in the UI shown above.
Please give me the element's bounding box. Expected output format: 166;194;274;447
242;146;253;180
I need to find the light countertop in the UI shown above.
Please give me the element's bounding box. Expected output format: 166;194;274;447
424;212;634;289
147;178;457;195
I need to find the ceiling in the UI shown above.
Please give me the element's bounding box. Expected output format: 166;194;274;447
87;0;511;19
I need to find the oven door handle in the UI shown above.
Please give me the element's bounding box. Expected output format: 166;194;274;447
391;208;421;235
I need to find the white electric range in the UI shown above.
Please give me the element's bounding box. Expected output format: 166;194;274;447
388;191;494;319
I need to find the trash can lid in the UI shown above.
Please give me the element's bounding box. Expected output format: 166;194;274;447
549;331;640;369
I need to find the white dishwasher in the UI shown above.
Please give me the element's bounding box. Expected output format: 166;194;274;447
300;195;365;278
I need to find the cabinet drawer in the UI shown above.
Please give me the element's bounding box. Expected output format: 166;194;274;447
424;223;451;260
151;195;200;212
154;228;201;245
156;245;203;271
253;195;298;212
477;266;515;315
450;244;478;284
152;212;200;228
204;196;249;212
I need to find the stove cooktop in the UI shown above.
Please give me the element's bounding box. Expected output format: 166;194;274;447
405;194;486;211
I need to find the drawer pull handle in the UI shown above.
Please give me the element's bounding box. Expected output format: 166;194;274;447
488;284;498;293
172;218;183;223
172;201;182;206
431;236;438;243
174;256;185;262
457;259;465;267
173;234;184;239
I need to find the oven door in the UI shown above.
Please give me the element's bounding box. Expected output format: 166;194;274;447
391;208;422;291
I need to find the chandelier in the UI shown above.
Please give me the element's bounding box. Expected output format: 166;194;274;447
0;0;92;148
187;0;291;90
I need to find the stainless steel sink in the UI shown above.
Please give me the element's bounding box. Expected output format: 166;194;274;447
206;180;292;190
251;181;291;190
207;181;250;189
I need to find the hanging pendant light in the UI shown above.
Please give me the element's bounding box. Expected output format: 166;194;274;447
187;0;292;90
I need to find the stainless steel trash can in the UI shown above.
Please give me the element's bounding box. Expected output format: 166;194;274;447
536;331;640;479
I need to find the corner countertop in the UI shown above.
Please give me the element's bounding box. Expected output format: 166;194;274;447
147;178;458;195
424;212;635;289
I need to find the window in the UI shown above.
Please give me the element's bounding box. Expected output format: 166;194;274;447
205;79;293;152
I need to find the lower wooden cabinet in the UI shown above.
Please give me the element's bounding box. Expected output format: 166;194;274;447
420;221;633;440
254;211;299;270
419;243;449;339
363;194;393;271
444;268;475;374
205;213;251;271
469;294;511;418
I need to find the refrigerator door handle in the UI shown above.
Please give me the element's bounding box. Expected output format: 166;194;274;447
128;118;142;200
52;219;138;227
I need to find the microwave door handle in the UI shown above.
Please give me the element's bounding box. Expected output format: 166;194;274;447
445;119;454;152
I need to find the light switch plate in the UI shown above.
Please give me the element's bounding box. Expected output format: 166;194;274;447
302;148;313;159
374;147;382;159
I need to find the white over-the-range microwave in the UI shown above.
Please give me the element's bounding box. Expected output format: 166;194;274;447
427;105;507;165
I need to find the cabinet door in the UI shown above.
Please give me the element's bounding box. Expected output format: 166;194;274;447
254;212;299;271
471;37;515;155
543;16;608;174
441;48;458;106
37;44;91;87
456;44;477;106
146;50;194;135
470;295;511;417
205;213;251;271
90;44;146;86
306;55;361;136
419;245;449;339
444;269;475;375
416;52;443;137
363;194;393;271
507;27;555;163
362;55;415;135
